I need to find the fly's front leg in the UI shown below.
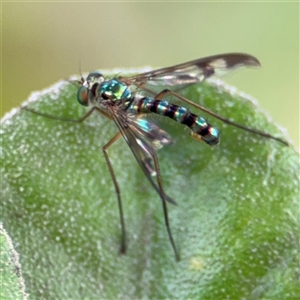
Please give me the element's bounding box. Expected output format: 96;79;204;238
102;132;127;254
25;104;126;252
155;89;288;146
22;106;113;122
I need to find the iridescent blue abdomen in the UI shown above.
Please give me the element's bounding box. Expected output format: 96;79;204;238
129;97;220;146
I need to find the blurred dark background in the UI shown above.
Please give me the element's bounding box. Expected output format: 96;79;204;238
2;2;299;145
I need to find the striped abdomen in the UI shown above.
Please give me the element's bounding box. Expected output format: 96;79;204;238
131;97;219;146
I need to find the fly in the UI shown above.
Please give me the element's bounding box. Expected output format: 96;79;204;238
23;53;289;261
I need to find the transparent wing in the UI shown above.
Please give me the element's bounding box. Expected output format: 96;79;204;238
122;53;260;87
107;105;177;205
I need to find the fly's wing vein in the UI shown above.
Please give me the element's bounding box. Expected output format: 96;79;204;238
108;105;176;205
122;53;260;87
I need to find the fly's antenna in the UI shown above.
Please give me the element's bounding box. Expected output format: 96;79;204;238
66;59;85;87
79;59;84;83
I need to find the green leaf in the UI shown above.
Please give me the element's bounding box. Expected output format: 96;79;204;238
1;73;299;299
0;224;28;300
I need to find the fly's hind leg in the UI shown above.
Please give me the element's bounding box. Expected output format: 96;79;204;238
154;89;288;146
151;144;180;262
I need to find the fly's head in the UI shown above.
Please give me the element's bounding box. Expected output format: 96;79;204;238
77;71;105;106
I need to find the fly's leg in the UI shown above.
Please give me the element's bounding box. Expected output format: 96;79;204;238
22;106;113;122
102;132;127;254
151;144;180;262
24;105;126;252
154;89;289;146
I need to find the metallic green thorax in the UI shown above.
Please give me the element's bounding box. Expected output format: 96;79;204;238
98;79;131;101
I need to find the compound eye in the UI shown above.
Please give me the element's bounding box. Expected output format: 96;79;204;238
77;86;89;106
